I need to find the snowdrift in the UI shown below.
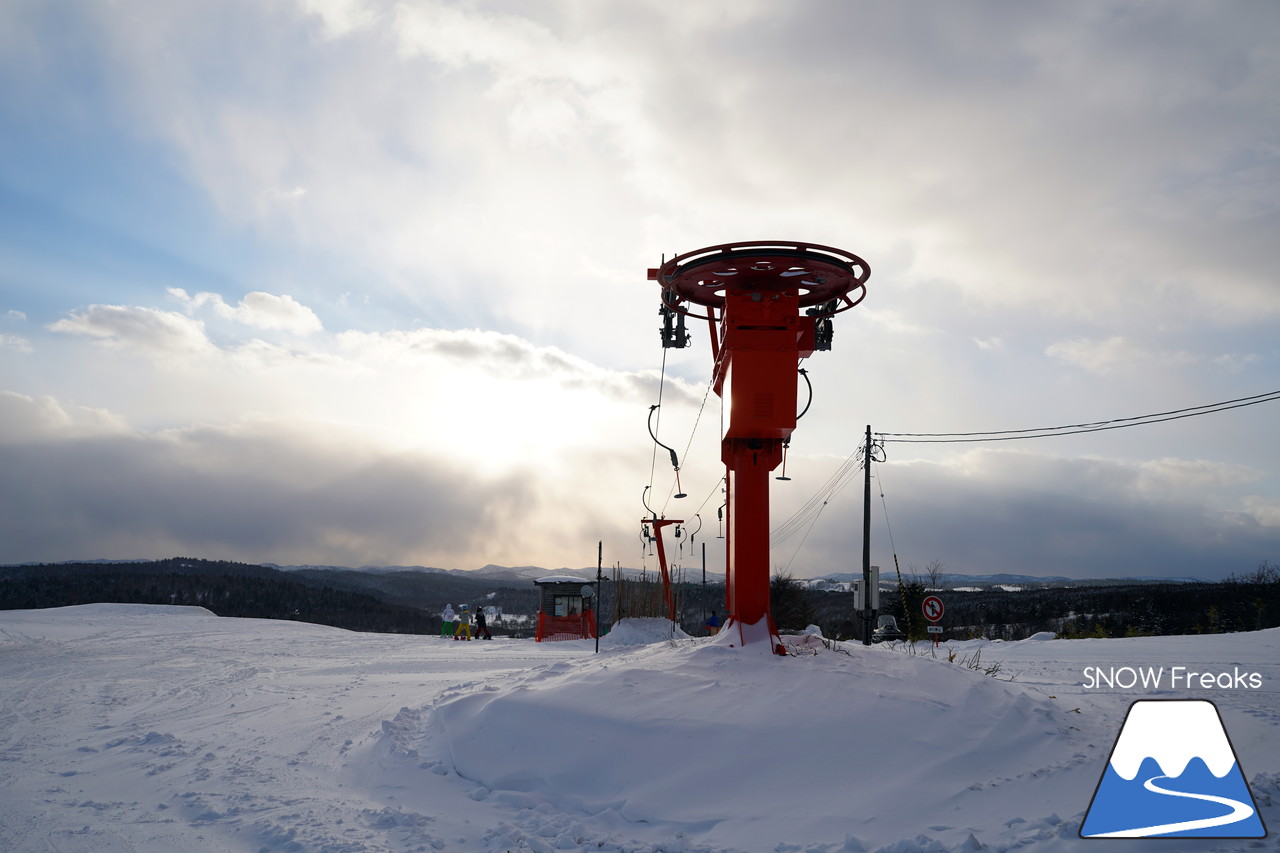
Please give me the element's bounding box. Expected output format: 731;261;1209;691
412;637;1094;851
598;616;690;648
4;605;1277;853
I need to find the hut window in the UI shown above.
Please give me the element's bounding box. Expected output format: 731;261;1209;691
553;595;581;617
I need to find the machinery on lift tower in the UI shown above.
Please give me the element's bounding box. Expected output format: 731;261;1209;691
648;241;869;651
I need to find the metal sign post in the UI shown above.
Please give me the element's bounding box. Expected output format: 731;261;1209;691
922;595;944;648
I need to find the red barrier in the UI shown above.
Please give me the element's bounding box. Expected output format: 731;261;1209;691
535;611;596;642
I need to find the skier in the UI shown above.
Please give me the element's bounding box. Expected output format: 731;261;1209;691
441;604;456;639
705;611;720;636
456;604;473;641
475;605;493;640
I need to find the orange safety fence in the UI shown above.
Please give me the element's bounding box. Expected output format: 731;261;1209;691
535;611;596;642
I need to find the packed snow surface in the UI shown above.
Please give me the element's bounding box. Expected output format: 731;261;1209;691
2;604;1278;852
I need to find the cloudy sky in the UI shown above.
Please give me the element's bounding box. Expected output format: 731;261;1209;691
2;0;1278;580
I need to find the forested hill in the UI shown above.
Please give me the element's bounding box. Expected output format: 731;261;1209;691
5;558;1277;641
0;558;534;635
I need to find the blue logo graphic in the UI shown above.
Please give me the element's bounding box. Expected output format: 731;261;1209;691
1081;699;1266;838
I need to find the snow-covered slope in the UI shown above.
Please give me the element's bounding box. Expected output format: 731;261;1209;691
1;605;1276;852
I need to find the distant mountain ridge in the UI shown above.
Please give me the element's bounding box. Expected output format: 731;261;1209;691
818;571;1211;588
270;564;1210;587
263;563;721;582
8;560;1211;588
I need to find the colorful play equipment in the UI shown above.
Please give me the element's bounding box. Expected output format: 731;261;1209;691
647;241;869;650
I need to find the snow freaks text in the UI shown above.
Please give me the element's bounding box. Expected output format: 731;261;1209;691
1082;666;1263;690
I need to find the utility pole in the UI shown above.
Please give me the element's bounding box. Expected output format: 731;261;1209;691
862;424;873;646
595;540;603;654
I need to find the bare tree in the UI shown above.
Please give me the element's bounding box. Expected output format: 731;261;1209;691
923;559;946;592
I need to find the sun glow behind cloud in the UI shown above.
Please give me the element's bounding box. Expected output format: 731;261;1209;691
1;0;1278;576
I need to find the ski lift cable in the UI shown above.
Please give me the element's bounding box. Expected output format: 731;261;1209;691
777;457;847;572
881;389;1280;442
681;346;725;460
776;427;869;572
770;451;860;546
691;476;725;518
659;346;726;516
780;452;857;534
780;496;829;575
646;348;670;497
776;436;889;574
770;456;856;545
770;434;884;548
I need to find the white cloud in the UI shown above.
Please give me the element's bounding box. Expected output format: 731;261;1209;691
1240;496;1280;528
297;0;380;40
1211;352;1261;373
0;390;130;443
170;288;323;335
48;305;214;357
335;327;696;403
1044;336;1198;374
860;309;934;337
263;185;308;203
1130;456;1263;495
11;0;1280;346
229;292;323;334
0;391;74;440
0;334;32;353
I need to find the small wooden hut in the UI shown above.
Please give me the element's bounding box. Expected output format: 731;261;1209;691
533;576;597;642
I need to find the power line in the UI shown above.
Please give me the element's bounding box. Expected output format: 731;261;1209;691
770;446;862;546
882;389;1280;444
767;388;1280;565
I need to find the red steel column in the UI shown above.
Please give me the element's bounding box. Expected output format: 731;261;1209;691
724;439;783;625
717;283;800;633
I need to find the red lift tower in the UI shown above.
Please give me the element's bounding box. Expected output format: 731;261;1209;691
648;241;869;649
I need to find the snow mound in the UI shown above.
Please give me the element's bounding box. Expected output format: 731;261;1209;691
1025;631;1057;641
422;636;1080;851
598;617;689;648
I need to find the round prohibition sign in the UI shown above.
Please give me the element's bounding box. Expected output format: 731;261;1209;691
922;595;945;621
